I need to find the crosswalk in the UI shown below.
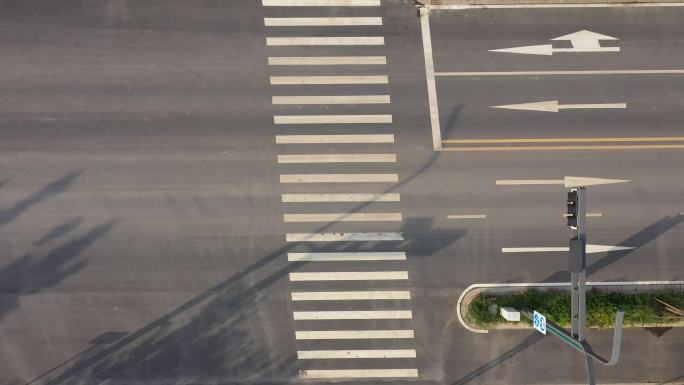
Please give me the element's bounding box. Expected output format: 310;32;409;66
262;0;419;381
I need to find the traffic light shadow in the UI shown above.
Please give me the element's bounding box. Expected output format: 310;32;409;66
450;332;545;385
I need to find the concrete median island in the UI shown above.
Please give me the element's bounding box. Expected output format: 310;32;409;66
457;282;684;333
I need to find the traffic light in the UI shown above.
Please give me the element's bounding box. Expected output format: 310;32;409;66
567;189;579;228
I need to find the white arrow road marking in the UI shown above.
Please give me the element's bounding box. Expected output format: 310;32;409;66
492;100;626;112
496;176;630;187
490;29;619;56
502;244;634;253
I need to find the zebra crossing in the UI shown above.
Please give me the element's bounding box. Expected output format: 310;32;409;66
263;0;419;380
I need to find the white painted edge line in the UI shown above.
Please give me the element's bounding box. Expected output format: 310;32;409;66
282;193;400;202
289;271;408;281
272;95;390;104
299;369;419;379
293;310;413;320
285;232;404;242
419;8;442;151
277;153;396;163
270;75;388;85
280;173;398;183
283;213;402;222
276;134;394;144
288;252;406;261
436;70;684;77
295;330;415;339
268;56;387;65
291;290;411;300
431;2;684;9
263;0;381;6
447;214;487;219
266;36;385;46
456;281;684;334
274;114;392;124
264;17;382;26
297;349;416;359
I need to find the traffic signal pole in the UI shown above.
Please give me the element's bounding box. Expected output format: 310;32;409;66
567;187;587;342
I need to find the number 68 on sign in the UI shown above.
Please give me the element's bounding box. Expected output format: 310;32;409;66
533;310;547;335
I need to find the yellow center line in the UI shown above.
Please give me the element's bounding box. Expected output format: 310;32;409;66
442;137;684;144
441;144;684;151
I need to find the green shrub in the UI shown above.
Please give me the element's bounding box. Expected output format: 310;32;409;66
466;289;684;329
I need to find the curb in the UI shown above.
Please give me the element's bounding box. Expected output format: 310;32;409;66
456;281;684;334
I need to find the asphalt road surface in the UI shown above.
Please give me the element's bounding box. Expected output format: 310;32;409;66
0;1;682;384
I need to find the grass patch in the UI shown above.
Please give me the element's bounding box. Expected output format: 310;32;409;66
466;289;684;329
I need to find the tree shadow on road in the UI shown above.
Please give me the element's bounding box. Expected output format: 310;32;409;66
0;220;116;321
0;171;80;229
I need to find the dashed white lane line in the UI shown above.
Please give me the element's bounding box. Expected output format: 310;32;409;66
277;153;396;163
299;369;419;379
288;252;406;261
280;173;398;183
293;310;413;320
447;214;487;219
291;290;411;300
286;232;404;242
267;36;384;46
274;114;392;124
295;330;415;340
289;271;408;281
276;134;394;144
263;0;381;6
264;17;382;26
272;95;390;104
268;56;387;65
270;75;388;85
282;193;400;202
283;213;402;222
298;349;417;359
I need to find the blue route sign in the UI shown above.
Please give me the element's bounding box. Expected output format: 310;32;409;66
533;310;547;335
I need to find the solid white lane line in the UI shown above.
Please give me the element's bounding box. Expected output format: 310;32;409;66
282;193;400;202
264;17;382;26
299;369;419;379
288;252;406;261
283;213;402;222
276;134;394;144
436;70;684;77
274;114;392;124
263;0;381;6
267;36;384;46
272;95;390;104
432;2;684;8
298;349;416;359
447;214;487;219
286;232;404;242
268;56;386;65
295;330;415;340
277;154;396;163
270;75;388;85
292;291;411;300
293;310;413;320
289;271;408;281
280;174;398;183
419;8;442;151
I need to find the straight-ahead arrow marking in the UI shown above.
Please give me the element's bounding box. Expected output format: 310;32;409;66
492;100;626;112
496;176;631;187
502;244;634;253
490;29;620;56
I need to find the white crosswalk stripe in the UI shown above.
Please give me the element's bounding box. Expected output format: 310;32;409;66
277;153;396;163
272;95;390;104
293;310;413;320
298;349;416;359
270;75;388;85
285;232;403;242
268;56;387;65
291;290;410;300
267;36;384;46
295;330;415;340
274;114;392;124
289;271;408;281
299;369;419;379
264;17;382;26
288;252;406;261
280;173;398;183
263;0;381;6
282;193;400;202
276;134;394;144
